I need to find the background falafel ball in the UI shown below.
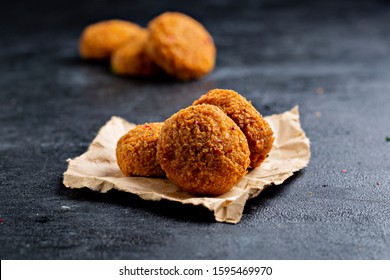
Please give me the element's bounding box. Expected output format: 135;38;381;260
79;19;144;60
111;29;161;77
146;12;216;81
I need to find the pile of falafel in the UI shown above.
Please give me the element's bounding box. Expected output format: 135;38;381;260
79;12;216;81
116;89;274;196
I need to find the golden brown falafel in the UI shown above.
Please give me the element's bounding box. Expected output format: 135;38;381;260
116;122;164;177
146;12;216;81
193;89;274;168
111;29;160;77
157;104;250;196
79;20;144;60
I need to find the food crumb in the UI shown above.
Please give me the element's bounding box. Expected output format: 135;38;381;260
341;169;347;173
316;87;325;95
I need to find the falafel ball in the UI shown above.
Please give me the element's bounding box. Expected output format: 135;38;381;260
79;20;144;60
193;89;274;168
146;12;216;81
157;104;250;196
116;122;165;177
111;29;161;77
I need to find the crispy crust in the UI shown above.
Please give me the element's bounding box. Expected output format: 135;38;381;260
193;89;274;168
116;122;165;177
157;104;250;196
111;29;160;77
147;12;216;81
79;20;144;60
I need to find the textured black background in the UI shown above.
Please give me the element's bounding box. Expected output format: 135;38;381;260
1;0;390;259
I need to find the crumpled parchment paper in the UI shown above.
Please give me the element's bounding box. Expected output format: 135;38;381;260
63;106;310;223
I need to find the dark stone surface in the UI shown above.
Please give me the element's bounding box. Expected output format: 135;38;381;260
1;0;390;259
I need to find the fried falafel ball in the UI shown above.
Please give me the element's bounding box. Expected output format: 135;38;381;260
79;20;144;60
116;122;165;177
146;12;216;81
157;104;250;196
193;89;274;168
111;29;161;77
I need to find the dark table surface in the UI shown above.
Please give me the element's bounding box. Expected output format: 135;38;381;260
1;0;390;260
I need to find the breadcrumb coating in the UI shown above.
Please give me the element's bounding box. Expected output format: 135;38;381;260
79;20;144;60
111;29;160;77
116;122;164;177
147;12;216;81
157;104;250;196
193;89;274;168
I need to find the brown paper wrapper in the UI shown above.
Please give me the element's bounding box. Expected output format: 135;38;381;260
63;106;310;223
